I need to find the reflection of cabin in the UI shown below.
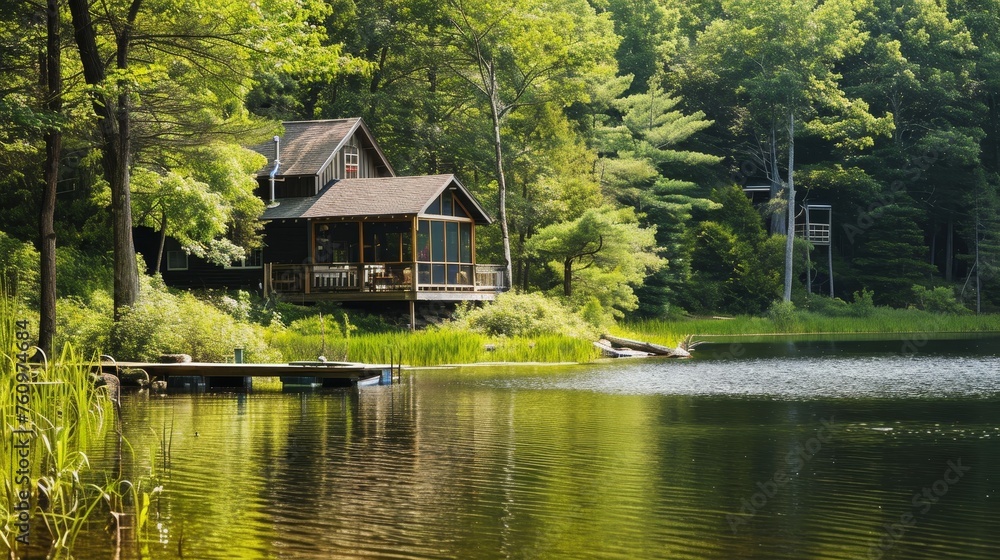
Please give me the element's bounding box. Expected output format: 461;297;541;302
136;118;508;317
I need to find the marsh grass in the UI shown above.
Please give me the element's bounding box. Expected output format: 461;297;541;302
270;326;601;367
625;308;1000;347
0;286;142;559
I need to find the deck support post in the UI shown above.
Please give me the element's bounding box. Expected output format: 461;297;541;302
409;300;416;331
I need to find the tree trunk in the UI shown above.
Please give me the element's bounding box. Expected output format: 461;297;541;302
946;220;954;282
563;258;573;297
487;67;513;288
783;112;796;302
769;123;785;234
39;0;61;357
155;208;167;274
68;0;141;318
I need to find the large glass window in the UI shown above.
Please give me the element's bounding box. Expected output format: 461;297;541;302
315;222;360;263
418;218;475;285
425;189;471;218
362;221;411;263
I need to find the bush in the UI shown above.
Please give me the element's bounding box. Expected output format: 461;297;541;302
850;288;876;318
451;292;598;339
767;300;798;331
912;285;969;314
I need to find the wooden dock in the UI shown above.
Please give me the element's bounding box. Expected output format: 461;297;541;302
100;360;393;389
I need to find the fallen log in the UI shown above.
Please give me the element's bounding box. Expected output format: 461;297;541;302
601;334;691;358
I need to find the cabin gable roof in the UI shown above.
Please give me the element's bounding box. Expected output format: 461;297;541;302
261;175;492;224
251;118;395;178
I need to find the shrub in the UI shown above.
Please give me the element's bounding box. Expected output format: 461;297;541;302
850;288;876;318
451;292;598;339
767;300;798;331
912;285;969;314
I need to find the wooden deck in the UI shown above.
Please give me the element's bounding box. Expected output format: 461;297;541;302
264;262;507;303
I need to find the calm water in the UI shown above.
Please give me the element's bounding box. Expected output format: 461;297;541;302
54;336;1000;559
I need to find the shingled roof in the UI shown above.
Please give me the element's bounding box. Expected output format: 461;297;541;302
261;175;492;224
252;118;394;177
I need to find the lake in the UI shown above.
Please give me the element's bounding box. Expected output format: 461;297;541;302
49;335;1000;559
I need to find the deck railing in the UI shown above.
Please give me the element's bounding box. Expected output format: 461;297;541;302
264;262;509;296
794;222;831;245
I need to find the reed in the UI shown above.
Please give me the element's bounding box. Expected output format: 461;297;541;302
626;308;1000;345
0;285;117;558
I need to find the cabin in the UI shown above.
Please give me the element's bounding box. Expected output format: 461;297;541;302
136;118;508;321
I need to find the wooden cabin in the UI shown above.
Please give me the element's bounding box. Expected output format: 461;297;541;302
136;118;508;309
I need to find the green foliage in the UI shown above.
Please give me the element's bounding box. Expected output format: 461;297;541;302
767;300;799;331
851;288;876;318
527;206;664;318
0;230;39;302
56;276;279;362
451;292;599;339
912;285;970;314
852;204;936;307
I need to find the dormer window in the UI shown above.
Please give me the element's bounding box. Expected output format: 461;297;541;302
344;145;359;178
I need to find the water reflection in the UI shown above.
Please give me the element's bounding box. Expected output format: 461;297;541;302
59;338;1000;559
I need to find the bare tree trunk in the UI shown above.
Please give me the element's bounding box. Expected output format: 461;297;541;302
68;0;141;318
946;220;954;282
563;259;572;297
155;208;167;274
487;72;513;288
39;0;61;357
783;111;796;302
769;123;785;234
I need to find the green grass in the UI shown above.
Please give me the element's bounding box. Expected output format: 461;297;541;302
623;309;1000;348
268;327;601;367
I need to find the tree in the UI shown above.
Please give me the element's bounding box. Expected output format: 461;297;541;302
441;0;618;288
66;0;347;317
680;0;887;302
39;0;62;356
594;78;721;314
527;206;663;318
132;144;265;273
852;203;935;306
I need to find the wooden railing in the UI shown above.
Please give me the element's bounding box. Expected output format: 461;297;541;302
264;262;509;296
795;223;831;245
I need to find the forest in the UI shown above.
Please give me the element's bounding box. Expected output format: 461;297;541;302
2;0;1000;358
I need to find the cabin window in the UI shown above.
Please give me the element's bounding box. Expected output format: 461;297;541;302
362;221;411;263
425;188;471;218
344;145;359;178
315;222;360;263
417;219;474;285
225;249;263;269
166;250;189;271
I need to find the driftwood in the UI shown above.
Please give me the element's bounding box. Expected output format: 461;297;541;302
601;334;691;358
594;340;653;358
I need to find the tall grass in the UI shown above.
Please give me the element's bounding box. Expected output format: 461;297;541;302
0;287;119;558
268;326;601;366
625;308;1000;347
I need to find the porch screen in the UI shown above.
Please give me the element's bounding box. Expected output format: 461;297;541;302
362;221;411;263
314;222;359;263
417;219;473;285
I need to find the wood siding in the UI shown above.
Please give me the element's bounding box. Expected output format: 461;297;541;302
134;227;262;290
